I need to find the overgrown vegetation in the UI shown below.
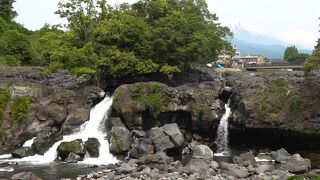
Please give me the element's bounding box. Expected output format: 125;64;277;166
11;96;31;125
114;83;171;118
257;78;289;119
304;39;320;75
0;91;10;127
0;0;233;80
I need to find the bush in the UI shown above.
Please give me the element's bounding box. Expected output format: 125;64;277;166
11;96;31;125
41;62;64;76
70;67;97;78
0;91;10;127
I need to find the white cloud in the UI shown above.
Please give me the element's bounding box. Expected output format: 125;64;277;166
274;31;318;49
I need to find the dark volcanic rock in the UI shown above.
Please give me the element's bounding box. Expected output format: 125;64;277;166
11;147;35;158
130;138;154;159
84;138;100;158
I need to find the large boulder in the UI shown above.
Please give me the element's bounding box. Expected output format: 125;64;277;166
130;138;154;159
11;147;35;159
137;152;173;171
62;107;90;134
271;148;291;162
149;127;174;152
32;132;62;155
56;140;86;161
221;162;249;178
285;154;311;173
110;126;131;154
84;138;100;158
162;123;184;147
192;144;213;159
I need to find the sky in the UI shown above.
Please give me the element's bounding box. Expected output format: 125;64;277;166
14;0;320;49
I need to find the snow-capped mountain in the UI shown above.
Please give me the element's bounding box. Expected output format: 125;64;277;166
228;23;312;59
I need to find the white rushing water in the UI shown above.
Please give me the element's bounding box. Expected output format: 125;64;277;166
214;99;232;156
23;137;36;147
9;96;118;165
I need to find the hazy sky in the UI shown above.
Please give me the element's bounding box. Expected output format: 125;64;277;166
14;0;320;49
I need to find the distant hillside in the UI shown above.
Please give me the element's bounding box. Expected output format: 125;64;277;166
229;23;312;59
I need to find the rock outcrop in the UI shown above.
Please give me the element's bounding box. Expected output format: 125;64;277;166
0;67;101;154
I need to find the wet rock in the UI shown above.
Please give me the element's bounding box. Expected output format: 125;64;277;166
62;107;90;134
219;86;234;102
32;132;62;155
221;162;249;178
65;152;81;163
109;125;131;154
130;138;154;158
192;144;213;159
149;127;174;152
11;147;35;159
84;138;100;158
11;172;42;180
57;140;86;161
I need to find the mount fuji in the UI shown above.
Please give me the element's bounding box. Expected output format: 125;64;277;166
228;23;312;59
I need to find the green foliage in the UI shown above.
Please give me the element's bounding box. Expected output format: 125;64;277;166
0;131;8;142
0;91;10;127
284;45;299;62
11;96;31;125
0;0;17;22
257;78;289;119
288;95;304;117
304;39;320;75
70;67;97;78
41;62;64;76
287;174;320;180
114;83;171;118
160;64;181;74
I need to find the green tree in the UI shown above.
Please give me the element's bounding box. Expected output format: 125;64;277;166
304;39;320;74
284;45;299;62
0;0;17;22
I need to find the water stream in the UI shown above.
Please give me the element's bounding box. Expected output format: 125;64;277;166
3;95;118;165
214;99;232;156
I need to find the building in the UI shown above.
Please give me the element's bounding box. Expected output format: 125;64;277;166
241;55;268;65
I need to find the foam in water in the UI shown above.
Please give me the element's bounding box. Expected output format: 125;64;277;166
214;99;232;155
23;137;36;147
10;96;118;165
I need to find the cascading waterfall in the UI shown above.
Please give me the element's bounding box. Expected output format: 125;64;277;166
214;99;232;156
23;137;35;147
9;95;118;165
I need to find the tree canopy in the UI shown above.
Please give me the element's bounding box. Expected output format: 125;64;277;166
0;0;233;80
0;0;17;22
304;39;320;74
284;45;309;64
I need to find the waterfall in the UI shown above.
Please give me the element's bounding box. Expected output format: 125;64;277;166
214;99;232;156
23;137;36;147
11;95;118;165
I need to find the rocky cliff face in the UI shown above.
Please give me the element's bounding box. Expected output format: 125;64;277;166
0;67;102;153
225;71;320;133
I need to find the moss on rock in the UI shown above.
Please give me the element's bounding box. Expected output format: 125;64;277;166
11;96;31;125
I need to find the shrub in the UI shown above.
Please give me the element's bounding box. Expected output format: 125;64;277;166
70;67;97;78
11;96;31;125
41;62;64;76
0;91;10;127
